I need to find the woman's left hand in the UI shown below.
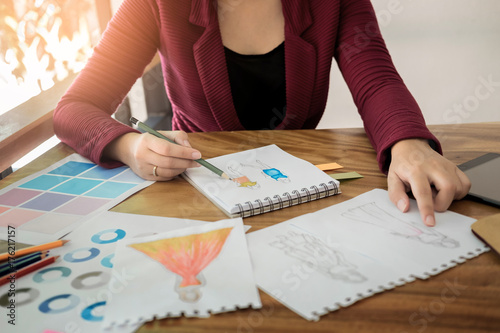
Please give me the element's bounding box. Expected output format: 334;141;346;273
387;139;471;227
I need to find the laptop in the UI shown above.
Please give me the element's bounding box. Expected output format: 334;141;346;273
458;153;500;207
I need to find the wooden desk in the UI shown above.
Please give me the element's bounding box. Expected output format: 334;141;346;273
1;123;499;332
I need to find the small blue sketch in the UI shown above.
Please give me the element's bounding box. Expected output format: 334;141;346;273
241;160;290;183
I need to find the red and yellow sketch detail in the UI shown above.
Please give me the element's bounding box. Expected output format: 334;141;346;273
129;227;233;287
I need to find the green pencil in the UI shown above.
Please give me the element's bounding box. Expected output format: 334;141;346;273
130;117;230;180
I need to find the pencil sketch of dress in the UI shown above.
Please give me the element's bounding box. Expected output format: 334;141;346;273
226;165;260;189
341;202;460;248
240;160;290;183
270;231;366;283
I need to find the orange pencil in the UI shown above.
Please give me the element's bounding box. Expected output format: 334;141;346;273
0;240;69;262
0;255;59;286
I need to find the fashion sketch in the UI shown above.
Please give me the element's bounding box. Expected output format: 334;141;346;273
270;230;366;283
341;202;460;248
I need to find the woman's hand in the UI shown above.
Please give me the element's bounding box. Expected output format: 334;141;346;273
103;131;201;181
387;139;471;227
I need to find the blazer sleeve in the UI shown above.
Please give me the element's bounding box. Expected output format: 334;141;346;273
53;0;160;167
333;0;441;173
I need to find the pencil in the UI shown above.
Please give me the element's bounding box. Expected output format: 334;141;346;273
0;251;46;270
130;117;230;180
0;240;68;261
0;255;59;286
0;253;49;276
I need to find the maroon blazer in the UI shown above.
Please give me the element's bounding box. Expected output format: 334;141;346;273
54;0;439;171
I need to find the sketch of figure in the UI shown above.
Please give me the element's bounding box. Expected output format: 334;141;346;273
270;231;366;283
341;202;460;248
227;165;260;189
129;227;233;303
240;160;290;183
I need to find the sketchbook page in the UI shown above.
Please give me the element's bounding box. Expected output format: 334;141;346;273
183;144;340;215
0;211;211;333
102;218;261;329
0;154;154;244
294;189;489;278
247;218;404;321
247;189;489;321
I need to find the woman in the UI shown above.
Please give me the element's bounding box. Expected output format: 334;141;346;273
53;0;470;226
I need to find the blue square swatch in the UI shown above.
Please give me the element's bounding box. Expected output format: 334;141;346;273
112;169;145;183
80;166;128;180
84;182;137;199
51;178;103;195
19;175;70;191
49;161;95;177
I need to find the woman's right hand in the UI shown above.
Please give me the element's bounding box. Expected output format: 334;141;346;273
103;131;201;181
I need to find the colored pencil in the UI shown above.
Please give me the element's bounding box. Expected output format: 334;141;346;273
130;117;230;180
0;256;59;286
0;251;44;270
0;240;68;261
0;252;49;276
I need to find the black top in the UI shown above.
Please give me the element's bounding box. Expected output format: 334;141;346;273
224;42;286;130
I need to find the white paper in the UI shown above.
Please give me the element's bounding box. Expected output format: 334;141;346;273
0;211;213;333
247;189;489;321
0;154;154;244
102;218;261;329
183;145;340;216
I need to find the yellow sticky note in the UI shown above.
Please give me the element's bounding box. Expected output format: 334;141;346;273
315;163;343;171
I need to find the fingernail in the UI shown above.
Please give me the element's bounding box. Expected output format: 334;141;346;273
192;151;201;159
425;215;435;227
397;199;406;212
183;140;191;147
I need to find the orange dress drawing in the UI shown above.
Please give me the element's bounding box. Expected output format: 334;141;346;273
129;227;233;302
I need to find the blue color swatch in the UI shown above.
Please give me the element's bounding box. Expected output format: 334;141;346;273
49;161;95;177
19;175;70;191
51;178;103;195
80;166;128;180
84;182;138;199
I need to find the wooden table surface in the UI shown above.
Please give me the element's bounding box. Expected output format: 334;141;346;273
1;123;499;332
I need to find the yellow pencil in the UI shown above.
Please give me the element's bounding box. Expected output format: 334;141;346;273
0;240;69;262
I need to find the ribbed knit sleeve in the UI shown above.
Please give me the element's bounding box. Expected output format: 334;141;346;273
53;0;160;167
334;0;441;173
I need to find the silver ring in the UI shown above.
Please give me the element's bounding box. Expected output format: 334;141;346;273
152;165;158;177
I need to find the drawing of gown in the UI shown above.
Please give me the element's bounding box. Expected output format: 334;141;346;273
129;227;233;303
341;202;460;248
270;231;366;283
226;165;260;189
241;160;290;183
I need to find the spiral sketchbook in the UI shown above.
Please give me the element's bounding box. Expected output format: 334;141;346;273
182;145;340;218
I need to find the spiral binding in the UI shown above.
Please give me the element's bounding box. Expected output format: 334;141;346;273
234;181;340;218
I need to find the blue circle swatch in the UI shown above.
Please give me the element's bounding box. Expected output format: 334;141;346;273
39;294;80;314
100;253;114;268
64;247;100;263
91;229;126;244
81;301;106;322
33;267;71;283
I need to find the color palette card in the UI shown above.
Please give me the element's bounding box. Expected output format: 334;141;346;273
0;211;215;333
0;154;153;244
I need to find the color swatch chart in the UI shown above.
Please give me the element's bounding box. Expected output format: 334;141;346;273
0;211;212;333
0;154;153;244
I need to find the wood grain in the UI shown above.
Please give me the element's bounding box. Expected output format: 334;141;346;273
1;123;499;332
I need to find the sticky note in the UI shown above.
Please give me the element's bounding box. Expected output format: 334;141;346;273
329;171;363;180
315;163;343;171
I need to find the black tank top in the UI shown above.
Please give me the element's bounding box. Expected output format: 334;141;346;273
224;42;286;130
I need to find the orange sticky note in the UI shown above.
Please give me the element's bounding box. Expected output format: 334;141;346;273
315;163;343;171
